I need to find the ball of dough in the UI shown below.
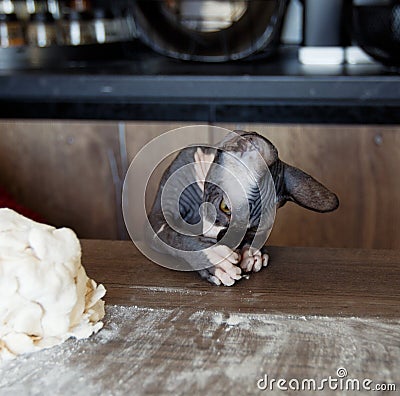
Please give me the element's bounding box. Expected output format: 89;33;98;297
0;208;106;363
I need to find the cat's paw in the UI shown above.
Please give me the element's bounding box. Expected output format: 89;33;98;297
239;246;269;273
198;245;241;286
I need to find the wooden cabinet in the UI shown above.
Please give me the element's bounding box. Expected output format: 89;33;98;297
0;120;399;249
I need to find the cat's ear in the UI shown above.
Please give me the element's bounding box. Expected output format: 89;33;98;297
194;147;216;192
283;164;339;213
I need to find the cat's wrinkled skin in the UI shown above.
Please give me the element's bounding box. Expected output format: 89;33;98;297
147;131;339;286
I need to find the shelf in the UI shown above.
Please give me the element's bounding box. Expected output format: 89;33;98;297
0;45;399;123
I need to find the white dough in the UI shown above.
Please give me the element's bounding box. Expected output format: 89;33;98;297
0;208;106;363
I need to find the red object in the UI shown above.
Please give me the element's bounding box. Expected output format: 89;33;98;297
0;185;46;223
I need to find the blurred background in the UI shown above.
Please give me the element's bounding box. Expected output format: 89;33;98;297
0;0;399;249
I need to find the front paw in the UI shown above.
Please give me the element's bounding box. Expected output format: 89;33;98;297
239;245;269;273
198;245;241;286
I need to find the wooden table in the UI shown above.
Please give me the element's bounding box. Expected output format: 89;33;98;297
2;241;399;395
82;241;400;318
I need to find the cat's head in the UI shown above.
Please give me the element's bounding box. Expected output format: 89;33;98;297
201;130;338;240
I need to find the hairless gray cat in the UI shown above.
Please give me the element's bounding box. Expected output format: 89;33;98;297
147;130;339;286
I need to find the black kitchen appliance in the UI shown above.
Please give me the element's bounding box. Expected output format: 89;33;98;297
132;0;289;62
352;0;400;67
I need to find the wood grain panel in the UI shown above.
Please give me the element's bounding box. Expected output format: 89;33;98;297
2;120;399;249
217;123;400;249
0;120;121;239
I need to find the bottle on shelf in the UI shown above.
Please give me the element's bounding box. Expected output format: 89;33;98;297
60;9;95;45
92;8;133;44
0;12;25;47
26;11;57;47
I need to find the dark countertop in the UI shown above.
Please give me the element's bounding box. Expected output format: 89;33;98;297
0;45;399;123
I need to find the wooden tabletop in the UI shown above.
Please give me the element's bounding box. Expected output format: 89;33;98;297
81;240;400;319
2;241;399;396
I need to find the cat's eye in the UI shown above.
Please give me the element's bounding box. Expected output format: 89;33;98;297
220;199;231;215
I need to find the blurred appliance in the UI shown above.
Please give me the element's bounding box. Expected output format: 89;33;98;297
352;0;400;67
132;0;289;62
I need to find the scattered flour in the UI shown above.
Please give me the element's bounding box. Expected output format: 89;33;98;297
0;305;398;396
